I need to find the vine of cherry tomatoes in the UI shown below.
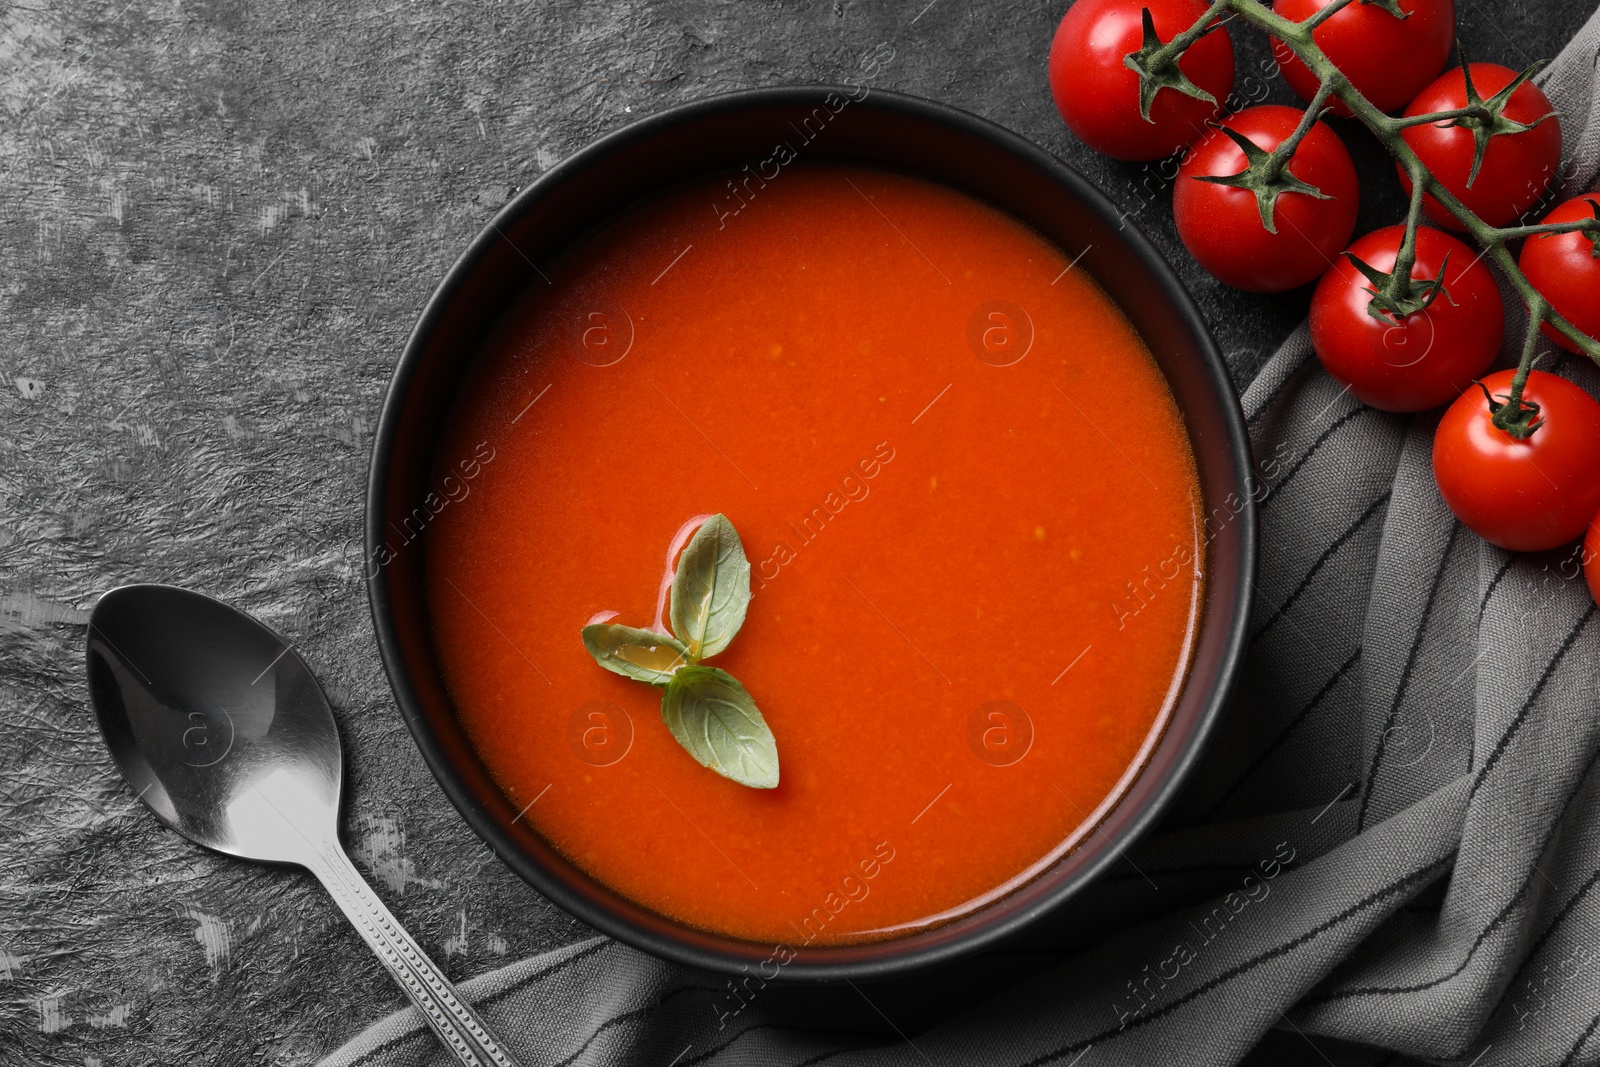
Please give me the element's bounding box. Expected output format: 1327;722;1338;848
1048;0;1600;592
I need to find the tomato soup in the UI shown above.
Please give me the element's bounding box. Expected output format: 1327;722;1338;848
425;163;1203;945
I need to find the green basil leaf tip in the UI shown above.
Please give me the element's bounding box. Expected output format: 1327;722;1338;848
660;666;778;789
581;623;691;686
669;513;752;660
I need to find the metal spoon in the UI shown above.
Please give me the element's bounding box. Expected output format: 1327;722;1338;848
85;583;522;1067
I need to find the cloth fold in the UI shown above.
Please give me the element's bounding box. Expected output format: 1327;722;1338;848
323;9;1600;1065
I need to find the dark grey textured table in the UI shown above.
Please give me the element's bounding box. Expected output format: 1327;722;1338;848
1;2;1591;1063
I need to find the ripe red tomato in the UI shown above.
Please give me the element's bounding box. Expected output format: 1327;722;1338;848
1311;225;1502;411
1518;197;1600;354
1272;0;1456;115
1174;105;1359;291
1399;63;1562;230
1433;369;1600;551
1585;517;1600;605
1048;0;1235;161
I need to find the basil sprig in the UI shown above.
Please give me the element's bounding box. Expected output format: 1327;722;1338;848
579;514;778;789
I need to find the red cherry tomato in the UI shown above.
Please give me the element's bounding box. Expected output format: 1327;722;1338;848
1518;197;1600;354
1311;225;1502;411
1272;0;1456;115
1048;0;1236;161
1399;63;1562;230
1584;517;1600;605
1174;104;1359;291
1433;369;1600;551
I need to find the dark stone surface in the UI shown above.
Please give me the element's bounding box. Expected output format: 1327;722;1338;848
0;1;1591;1063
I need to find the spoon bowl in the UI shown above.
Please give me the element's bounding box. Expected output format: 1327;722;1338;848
88;584;342;865
87;584;522;1067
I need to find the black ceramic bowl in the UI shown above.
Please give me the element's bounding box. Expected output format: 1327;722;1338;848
366;86;1256;981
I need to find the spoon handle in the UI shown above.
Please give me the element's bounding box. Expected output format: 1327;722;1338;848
306;841;524;1067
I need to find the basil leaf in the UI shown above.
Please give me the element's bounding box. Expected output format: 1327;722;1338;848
669;513;752;659
660;666;778;789
581;624;691;686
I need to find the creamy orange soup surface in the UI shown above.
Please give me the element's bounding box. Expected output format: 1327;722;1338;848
424;162;1203;946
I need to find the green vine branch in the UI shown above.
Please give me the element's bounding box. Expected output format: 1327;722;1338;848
1496;294;1549;439
1378;159;1433;314
1143;0;1231;73
1149;0;1600;434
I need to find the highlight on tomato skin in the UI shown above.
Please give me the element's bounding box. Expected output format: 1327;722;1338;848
1047;0;1235;161
1272;0;1456;116
1173;104;1359;292
1432;369;1600;552
1518;197;1600;355
1310;226;1502;412
1398;62;1563;230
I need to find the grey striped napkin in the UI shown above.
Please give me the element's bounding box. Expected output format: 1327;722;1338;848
324;9;1600;1064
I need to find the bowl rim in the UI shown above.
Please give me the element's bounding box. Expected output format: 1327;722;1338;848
366;83;1257;980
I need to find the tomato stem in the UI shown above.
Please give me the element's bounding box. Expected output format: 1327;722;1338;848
1430;49;1555;188
1486;302;1548;440
1489;213;1600;245
1284;77;1337;153
1390;106;1473;129
1339;167;1452;321
1385;166;1430;304
1298;0;1358;33
1129;0;1234;121
1144;0;1233;70
1191;78;1338;233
